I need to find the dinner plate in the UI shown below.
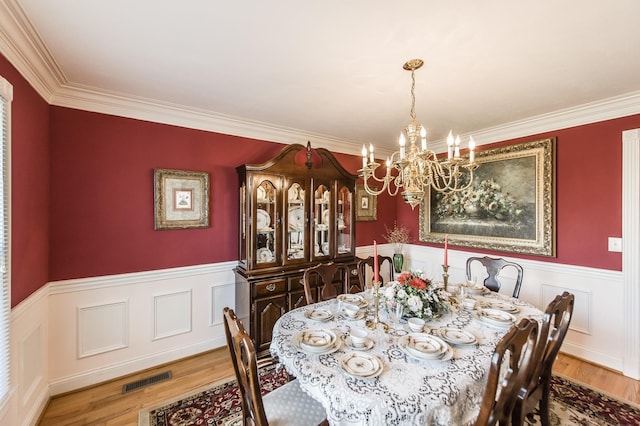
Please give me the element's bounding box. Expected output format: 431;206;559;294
291;330;342;355
479;299;519;313
339;352;383;378
288;206;304;229
288;186;299;201
256;248;273;262
298;329;337;352
437;328;477;346
344;336;374;351
337;294;368;308
398;333;449;360
474;308;516;328
304;309;334;322
256;209;270;229
322;209;330;225
466;285;487;295
404;344;454;363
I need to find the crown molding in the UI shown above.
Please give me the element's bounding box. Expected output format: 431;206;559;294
0;0;65;102
1;0;639;159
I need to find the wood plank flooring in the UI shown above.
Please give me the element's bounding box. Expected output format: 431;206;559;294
37;349;640;425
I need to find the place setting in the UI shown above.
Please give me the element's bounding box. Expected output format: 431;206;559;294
397;332;454;362
337;293;368;308
291;328;343;355
473;308;517;329
477;298;519;314
339;351;384;379
303;308;334;322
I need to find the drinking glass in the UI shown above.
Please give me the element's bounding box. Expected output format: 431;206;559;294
389;302;405;335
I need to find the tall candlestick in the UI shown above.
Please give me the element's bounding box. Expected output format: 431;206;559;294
444;234;448;267
373;240;379;283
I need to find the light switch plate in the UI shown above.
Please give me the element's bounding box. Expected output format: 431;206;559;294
608;237;622;252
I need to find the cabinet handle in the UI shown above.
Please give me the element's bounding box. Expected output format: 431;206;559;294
266;283;277;292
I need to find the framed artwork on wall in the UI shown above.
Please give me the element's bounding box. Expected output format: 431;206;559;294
154;168;210;230
419;137;556;256
356;184;377;221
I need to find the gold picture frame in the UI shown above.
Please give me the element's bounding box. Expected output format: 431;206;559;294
355;184;377;221
154;168;210;230
419;137;556;256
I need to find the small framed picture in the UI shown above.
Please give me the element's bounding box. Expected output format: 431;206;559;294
154;168;210;229
356;184;377;221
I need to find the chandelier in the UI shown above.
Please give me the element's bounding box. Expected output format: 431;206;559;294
359;59;478;209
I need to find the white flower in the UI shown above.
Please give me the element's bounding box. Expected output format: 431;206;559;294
396;288;407;299
383;285;396;299
407;295;423;312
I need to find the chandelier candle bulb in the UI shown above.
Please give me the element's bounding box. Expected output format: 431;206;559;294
399;133;406;159
369;143;374;164
454;135;461;158
469;137;476;162
420;126;427;150
362;145;367;168
447;131;454;159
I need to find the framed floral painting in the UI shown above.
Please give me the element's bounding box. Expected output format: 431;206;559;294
154;168;210;230
419;138;556;256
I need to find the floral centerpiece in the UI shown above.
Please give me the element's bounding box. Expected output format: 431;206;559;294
383;270;449;320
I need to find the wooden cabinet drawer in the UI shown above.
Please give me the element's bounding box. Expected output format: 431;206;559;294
254;279;287;297
288;274;305;291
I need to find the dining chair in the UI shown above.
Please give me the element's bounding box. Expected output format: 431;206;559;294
466;256;524;298
302;262;349;305
512;292;575;426
222;307;328;426
357;255;394;288
474;318;539;426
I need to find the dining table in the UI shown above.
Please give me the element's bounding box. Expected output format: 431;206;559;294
269;286;544;426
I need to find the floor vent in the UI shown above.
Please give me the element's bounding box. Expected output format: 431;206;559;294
122;370;172;394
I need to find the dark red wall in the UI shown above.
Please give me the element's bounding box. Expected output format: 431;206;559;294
0;55;51;307
398;115;640;271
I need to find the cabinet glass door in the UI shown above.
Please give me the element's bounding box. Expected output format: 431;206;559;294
313;184;331;258
255;179;277;265
337;186;353;255
285;182;306;263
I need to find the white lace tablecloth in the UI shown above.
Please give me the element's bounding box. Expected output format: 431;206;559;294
270;291;543;426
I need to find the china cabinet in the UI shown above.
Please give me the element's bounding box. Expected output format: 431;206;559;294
235;142;360;354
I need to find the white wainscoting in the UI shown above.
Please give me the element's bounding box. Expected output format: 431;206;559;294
3;252;626;425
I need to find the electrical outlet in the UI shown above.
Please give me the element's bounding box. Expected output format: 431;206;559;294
608;237;622;252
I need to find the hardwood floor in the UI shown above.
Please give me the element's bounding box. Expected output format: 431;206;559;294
37;349;640;425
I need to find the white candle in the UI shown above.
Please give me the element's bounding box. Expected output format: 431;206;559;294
447;131;454;159
454;135;461;158
362;144;367;168
420;126;427;151
399;132;406;159
468;136;475;162
369;143;374;164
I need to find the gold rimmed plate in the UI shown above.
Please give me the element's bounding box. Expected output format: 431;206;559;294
339;352;383;378
304;309;334;322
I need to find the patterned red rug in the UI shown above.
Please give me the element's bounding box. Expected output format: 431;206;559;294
139;364;640;426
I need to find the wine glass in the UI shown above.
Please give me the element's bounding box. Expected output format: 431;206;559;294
389;302;405;335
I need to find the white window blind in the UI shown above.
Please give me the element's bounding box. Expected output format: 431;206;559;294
0;75;12;401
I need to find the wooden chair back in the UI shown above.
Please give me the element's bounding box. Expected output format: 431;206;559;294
513;292;575;425
475;318;539;426
357;255;394;288
466;256;524;298
223;307;268;426
302;262;349;305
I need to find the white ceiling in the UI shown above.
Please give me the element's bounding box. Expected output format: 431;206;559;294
5;0;640;155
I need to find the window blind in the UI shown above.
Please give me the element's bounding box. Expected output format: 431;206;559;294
0;76;12;401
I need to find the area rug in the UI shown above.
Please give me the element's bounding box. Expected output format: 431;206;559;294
139;364;640;426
